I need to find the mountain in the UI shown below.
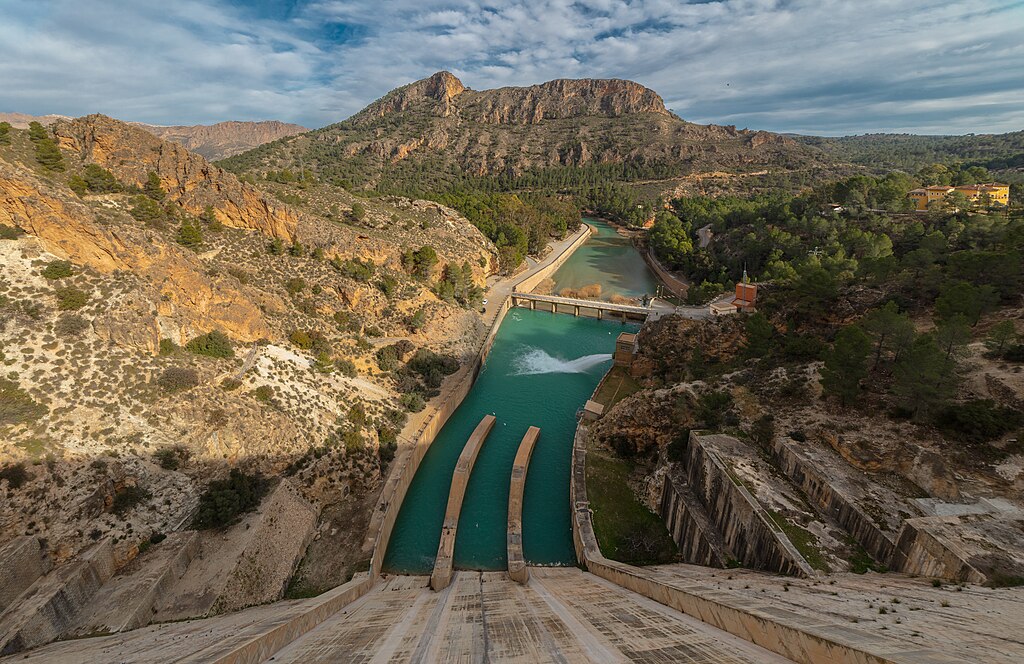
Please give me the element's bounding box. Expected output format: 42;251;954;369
0;113;306;160
140;120;307;160
795;131;1024;173
220;71;828;195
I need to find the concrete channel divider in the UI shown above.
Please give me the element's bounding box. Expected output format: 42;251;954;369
430;414;498;591
507;426;541;584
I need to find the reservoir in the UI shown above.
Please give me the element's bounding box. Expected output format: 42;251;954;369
383;218;657;574
550;217;659;300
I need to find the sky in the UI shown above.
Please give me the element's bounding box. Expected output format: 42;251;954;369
1;0;1023;136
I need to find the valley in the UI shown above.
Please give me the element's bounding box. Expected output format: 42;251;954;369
1;68;1023;664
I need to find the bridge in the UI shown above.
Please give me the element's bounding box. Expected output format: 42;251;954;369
510;291;653;321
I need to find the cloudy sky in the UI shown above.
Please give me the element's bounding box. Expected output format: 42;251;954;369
1;0;1022;135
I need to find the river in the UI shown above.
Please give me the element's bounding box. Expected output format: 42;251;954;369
382;217;658;573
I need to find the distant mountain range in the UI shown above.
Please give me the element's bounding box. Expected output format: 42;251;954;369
0;113;306;160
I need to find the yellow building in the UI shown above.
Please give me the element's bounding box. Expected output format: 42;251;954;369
908;183;1010;211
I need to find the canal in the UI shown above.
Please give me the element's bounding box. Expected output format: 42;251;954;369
382;217;657;573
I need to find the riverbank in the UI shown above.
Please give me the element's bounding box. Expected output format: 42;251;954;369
365;223;593;576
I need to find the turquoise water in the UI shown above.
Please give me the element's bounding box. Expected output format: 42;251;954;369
550;217;660;299
383;308;639;573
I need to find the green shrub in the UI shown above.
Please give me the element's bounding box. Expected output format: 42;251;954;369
158;367;199;392
399;392;426;413
335;358;357;377
154;447;182;470
333;257;375;282
129;195;166;227
111;484;151;515
350;201;366;222
54;287;88;310
54;314;89;337
176;220;204;249
936;400;1024;443
143;172;165;201
289;330;313;349
0;462;29;489
159;338;179;356
82;164;121;193
0;121;10;145
285;277;306;295
0;377;47;426
41;260;74;280
192;469;268;529
253;385;275;403
34;135;65;172
375;345;399;371
185;330;234;358
0;225;24;240
407;348;459;379
268;238;284;255
220;377;242;391
68;175;88;196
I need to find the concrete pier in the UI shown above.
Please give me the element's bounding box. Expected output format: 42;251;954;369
429;415;497;591
507;426;540;584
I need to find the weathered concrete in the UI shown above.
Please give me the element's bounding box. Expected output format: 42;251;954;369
430;414;497;591
570;420;964;664
772;437;898;565
660;477;728;567
666;433;817;577
70;532;200;636
892;514;1024;583
0;537;51;614
511;291;651;320
507;426;540;584
0;540;114;656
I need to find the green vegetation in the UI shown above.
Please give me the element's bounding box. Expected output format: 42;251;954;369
29;122;65;172
435;261;483;308
157;367;199;392
41;260;74;280
0;462;29;489
402;245;438;279
332;256;375;282
144;172;166;200
54;313;89;337
587;451;677;565
768;511;830;572
0;378;47;427
54;287;88;310
176;220;204;249
185;330;234;358
129;195;167;227
192;469;269;529
935;400;1024;444
111;484;151;515
819;325;872;407
0;121;11;145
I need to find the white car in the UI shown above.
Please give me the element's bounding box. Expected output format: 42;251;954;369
482;299;489;305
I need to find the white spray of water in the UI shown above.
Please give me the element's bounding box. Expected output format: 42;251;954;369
512;348;612;375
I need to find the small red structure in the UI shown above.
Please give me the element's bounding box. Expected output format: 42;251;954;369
731;268;757;312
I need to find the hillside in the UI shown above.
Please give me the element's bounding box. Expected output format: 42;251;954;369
0;114;496;598
219;71;832;196
0;113;305;160
141;120;308;160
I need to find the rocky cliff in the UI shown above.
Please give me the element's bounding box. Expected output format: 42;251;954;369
53;115;299;242
225;71;818;188
140;120;307;160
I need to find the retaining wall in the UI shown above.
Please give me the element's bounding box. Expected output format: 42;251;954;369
771;439;896;564
659;479;726;567
569;420;947;664
0;537;50;614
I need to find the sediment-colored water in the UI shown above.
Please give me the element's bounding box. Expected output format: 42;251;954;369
550;217;659;299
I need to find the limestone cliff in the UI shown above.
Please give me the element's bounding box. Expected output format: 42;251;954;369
53;115;298;242
225;71;822;185
138;120;307;160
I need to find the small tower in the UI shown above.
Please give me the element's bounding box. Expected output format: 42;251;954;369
732;266;757;312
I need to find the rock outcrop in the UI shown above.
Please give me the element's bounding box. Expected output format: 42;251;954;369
53;114;298;242
138;120;307;160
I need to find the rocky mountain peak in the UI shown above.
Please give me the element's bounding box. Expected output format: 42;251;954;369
423;71;466;103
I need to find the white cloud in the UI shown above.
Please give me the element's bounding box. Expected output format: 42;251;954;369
0;0;1021;134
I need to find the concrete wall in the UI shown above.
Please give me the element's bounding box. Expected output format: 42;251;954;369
0;540;114;656
367;224;592;578
569;421;944;664
891;517;987;583
0;537;50;614
772;439;896;564
659;479;726;567
675;433;815;577
507;426;540;584
430;415;496;591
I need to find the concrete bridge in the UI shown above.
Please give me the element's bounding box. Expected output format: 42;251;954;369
510;291;653;321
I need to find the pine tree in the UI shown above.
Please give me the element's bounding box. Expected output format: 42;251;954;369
144;172;166;201
861;301;915;370
176;220;204;250
893;334;956;420
0;121;11;145
820;325;872;406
